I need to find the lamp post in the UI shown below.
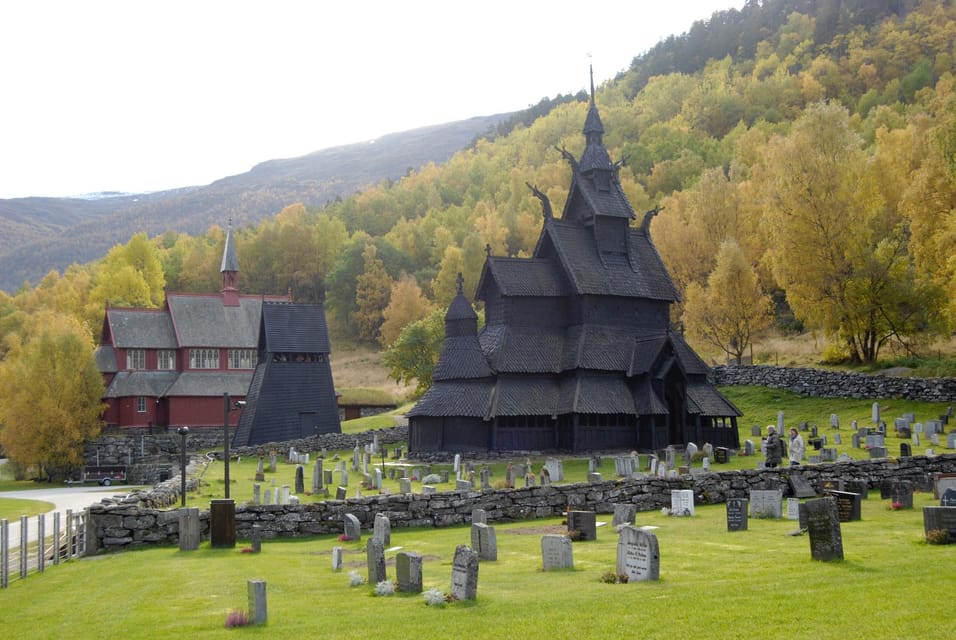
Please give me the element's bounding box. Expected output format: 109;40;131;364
223;393;231;499
177;426;189;507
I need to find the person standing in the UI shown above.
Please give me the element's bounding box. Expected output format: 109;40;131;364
765;425;782;468
788;427;805;466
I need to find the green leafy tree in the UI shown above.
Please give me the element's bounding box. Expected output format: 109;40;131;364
0;313;105;480
382;308;445;398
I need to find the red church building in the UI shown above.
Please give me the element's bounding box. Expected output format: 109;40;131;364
95;226;291;430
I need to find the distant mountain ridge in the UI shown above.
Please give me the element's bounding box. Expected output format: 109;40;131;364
0;113;509;292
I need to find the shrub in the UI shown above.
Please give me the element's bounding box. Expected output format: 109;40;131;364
599;572;629;584
925;529;951;545
224;609;248;628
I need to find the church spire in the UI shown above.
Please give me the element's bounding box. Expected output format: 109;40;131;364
579;64;613;177
220;220;240;306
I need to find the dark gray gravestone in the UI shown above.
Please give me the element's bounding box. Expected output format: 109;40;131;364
879;479;896;499
312;459;323;492
805;497;844;561
541;535;574;570
470;523;498;561
788;473;817;498
941;488;956;507
450;545;479;600
798;502;809;530
900;442;912;457
250;523;262;553
616;525;660;582
366;537;386;584
714;447;730;464
343;513;361;541
612;503;637;528
726;498;749;532
923;506;956;543
396;551;423;593
751;425;762;437
827;490;862;522
335;486;347;500
567;510;597;541
844;480;868;499
295;465;305;495
890;481;914;509
472;508;488;524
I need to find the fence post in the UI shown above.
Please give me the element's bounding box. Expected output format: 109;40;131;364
37;513;45;573
19;515;27;578
77;510;87;558
53;512;61;565
1;519;8;588
65;510;73;560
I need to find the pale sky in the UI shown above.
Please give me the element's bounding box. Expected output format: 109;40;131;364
0;1;741;199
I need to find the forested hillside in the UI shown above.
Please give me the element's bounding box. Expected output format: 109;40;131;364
2;0;955;389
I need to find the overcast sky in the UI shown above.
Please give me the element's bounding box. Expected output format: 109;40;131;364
0;1;741;199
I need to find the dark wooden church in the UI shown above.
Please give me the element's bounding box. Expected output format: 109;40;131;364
408;87;741;454
232;300;341;446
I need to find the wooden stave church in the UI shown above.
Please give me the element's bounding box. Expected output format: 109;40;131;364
407;85;741;454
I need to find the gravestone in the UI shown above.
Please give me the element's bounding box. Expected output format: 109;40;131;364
777;411;785;431
422;485;436;495
744;440;755;456
544;458;564;481
269;452;277;473
541;535;574;570
786;498;800;520
819;479;844;493
343;513;361;541
453;453;461;474
872;402;880;424
588;472;602;483
948;433;956;449
471;523;498;561
331;546;343;571
472;508;488;524
612;503;637;528
312;460;323;493
450;545;479;600
788;473;817;498
826;490;862;522
250;523;262;553
830;414;839;429
335;486;347;500
252;483;261;506
935;474;956;499
295;465;305;495
396;551;423;593
366;537;387;584
851;432;861;449
820;448;837;462
922;506;956;543
844;480;868;499
178;507;200;551
399;478;411;494
373;513;391;546
751;425;762;437
665;446;677;469
480;468;491;490
714;447;729;464
940;488;956;507
255;457;265;482
833;434;842;445
868;446;888;459
567;510;597;541
900;442;912;457
248;580;267;625
726;498;748;532
340;469;349;487
616;525;660;582
750;489;782;519
670;489;694;516
805;497;844;561
685;442;698;465
890;481;914;509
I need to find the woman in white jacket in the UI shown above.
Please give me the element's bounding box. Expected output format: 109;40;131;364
788;427;805;465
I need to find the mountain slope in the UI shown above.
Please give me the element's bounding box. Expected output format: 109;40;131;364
0;113;508;292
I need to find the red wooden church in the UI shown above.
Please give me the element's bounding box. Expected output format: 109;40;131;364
96;226;291;430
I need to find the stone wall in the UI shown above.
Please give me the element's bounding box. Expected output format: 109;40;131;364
85;453;956;552
713;364;956;403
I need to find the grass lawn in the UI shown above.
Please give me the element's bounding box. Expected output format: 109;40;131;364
1;491;953;639
0;497;55;520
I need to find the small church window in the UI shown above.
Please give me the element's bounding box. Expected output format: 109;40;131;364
126;349;145;370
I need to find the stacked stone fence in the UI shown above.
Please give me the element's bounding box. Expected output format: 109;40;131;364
85;453;956;553
713;364;956;403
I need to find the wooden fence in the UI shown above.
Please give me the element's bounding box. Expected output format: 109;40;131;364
0;510;87;588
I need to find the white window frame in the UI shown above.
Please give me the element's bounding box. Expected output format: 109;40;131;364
157;350;176;370
189;348;220;369
228;349;257;370
126;348;145;370
136;396;147;413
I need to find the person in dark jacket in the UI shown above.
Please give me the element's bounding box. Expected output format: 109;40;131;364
765;425;782;468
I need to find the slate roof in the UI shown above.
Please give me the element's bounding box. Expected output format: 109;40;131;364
105;371;179;398
105;308;177;349
491;377;560;416
260;301;330;354
628;334;668;375
562;325;637;371
165;372;253;397
433;336;493;381
479;325;564;373
556;375;635;415
220;225;239;273
95;345;118;373
686;380;742;417
166;293;265;348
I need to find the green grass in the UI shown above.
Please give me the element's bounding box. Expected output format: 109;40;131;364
1;492;953;639
0;497;55;520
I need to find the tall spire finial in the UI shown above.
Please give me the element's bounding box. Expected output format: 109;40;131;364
588;56;595;105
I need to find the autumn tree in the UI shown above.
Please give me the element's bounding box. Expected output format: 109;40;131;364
86;232;166;320
352;244;393;343
0;313;105;480
682;240;774;364
378;274;433;348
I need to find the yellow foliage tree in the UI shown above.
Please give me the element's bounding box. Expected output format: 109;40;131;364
352;244;393;343
378;274;433;348
0;313;105;480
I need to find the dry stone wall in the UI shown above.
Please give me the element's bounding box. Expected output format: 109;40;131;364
713;364;956;403
85;453;956;552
